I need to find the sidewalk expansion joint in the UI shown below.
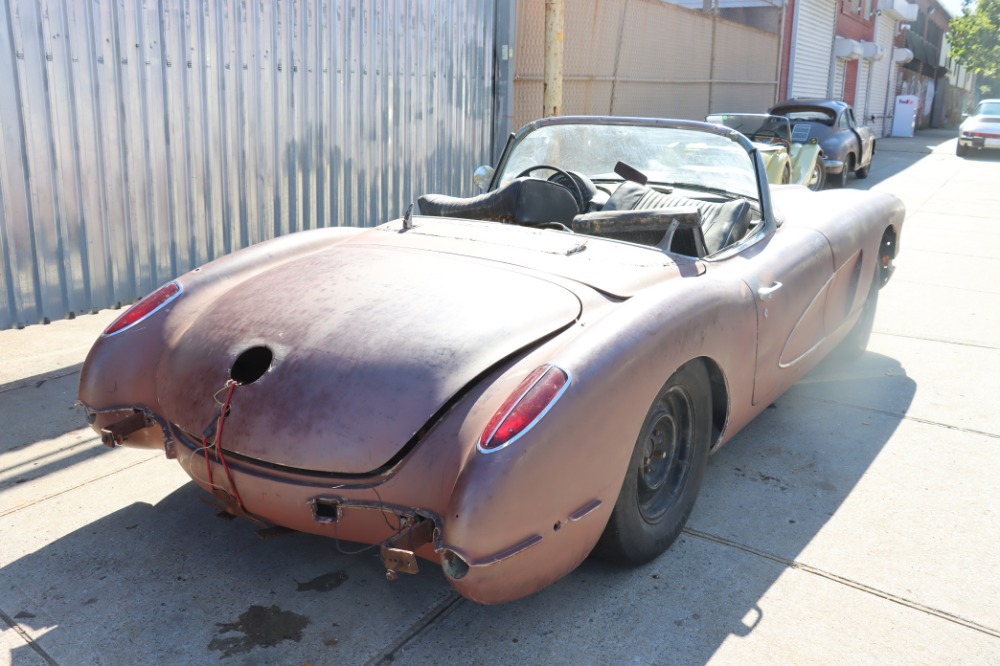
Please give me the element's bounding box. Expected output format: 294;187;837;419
0;366;83;395
0;454;161;519
876;329;1000;351
363;592;464;665
0;607;59;665
682;527;1000;640
789;392;1000;441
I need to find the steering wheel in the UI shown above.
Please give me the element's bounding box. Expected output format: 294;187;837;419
750;130;790;149
515;164;589;213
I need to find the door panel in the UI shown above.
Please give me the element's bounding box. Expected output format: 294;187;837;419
736;227;834;405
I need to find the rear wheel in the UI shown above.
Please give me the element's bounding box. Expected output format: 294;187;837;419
855;162;870;179
833;157;851;188
594;361;711;565
781;163;791;185
807;157;827;191
956;142;969;157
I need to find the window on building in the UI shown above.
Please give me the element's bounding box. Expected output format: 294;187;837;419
843;0;872;19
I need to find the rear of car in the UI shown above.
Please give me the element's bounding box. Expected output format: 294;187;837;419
957;99;1000;157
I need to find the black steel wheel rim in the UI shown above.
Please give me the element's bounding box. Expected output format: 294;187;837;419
636;385;695;523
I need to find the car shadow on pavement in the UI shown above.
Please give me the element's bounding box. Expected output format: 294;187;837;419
2;482;456;665
2;351;915;664
0;373;119;497
375;350;917;663
957;150;1000;163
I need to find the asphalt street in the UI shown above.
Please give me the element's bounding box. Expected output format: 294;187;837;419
2;129;999;665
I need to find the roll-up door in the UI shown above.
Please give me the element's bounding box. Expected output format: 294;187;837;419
788;0;837;98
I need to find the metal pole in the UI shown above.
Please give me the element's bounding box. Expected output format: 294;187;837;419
543;0;564;117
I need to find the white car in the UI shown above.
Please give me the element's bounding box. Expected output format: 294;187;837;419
957;99;1000;157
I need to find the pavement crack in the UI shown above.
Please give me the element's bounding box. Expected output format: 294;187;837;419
876;329;1000;351
682;527;1000;640
0;366;83;395
0;454;161;518
363;592;464;665
0;607;59;665
787;392;1000;440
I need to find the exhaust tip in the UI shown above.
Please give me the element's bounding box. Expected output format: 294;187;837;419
441;549;470;580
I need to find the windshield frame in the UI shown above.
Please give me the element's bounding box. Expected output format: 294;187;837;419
489;116;777;256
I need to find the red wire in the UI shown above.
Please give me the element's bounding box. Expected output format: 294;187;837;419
214;380;247;513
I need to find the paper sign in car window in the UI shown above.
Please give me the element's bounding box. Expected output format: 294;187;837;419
791;124;811;143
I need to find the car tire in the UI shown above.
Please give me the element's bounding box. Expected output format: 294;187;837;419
834;261;880;360
855;163;870;179
956;142;968;157
782;163;791;185
807;157;826;191
593;361;711;565
834;158;850;188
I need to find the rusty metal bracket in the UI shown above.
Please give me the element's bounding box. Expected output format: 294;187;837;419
380;518;434;580
100;411;152;447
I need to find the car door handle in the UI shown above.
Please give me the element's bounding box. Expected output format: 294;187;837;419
758;281;783;300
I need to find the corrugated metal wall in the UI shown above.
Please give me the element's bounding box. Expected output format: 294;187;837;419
512;0;780;128
0;0;497;330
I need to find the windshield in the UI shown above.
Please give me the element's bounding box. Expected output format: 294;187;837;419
706;114;792;143
775;108;836;125
973;101;1000;117
497;123;759;200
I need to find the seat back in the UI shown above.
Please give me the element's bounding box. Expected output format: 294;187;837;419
602;182;751;255
417;179;578;226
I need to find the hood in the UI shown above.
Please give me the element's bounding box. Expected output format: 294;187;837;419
158;244;581;474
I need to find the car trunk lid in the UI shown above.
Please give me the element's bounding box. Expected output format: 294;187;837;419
158;245;581;474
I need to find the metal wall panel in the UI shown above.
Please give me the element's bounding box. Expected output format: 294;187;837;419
710;19;779;113
0;0;497;329
513;0;779;128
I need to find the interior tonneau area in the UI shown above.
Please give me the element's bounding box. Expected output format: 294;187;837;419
417;178;754;258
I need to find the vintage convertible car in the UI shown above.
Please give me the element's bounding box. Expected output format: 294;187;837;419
79;117;904;604
770;99;876;188
706;113;826;190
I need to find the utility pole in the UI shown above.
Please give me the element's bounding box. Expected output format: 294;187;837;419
543;0;564;117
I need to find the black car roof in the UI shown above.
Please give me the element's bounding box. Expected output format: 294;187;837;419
771;99;848;113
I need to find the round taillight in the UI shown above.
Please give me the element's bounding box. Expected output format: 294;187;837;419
478;365;570;453
103;281;182;336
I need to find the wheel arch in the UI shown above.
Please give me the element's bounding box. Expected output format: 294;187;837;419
877;223;899;288
697;355;731;452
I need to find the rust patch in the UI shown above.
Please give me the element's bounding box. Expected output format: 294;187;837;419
208;605;310;658
295;570;348;592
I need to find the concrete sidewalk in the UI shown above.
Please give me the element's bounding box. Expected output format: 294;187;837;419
2;129;999;665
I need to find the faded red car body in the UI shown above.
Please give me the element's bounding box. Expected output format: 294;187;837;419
79;117;904;604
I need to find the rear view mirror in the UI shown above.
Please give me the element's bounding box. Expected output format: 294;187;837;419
473;165;494;191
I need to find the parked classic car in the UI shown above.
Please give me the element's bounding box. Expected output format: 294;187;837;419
706;113;826;190
771;99;876;187
957;98;1000;157
79;117;904;604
